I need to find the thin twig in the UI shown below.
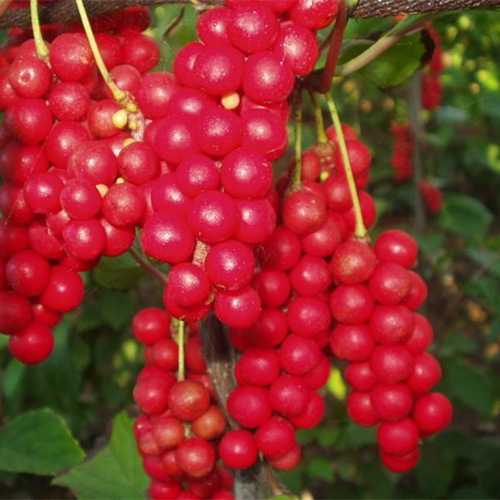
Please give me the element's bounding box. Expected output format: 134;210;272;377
128;247;166;284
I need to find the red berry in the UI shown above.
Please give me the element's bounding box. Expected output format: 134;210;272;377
371;384;414;422
347;391;379;427
370;345;415;384
255;416;296;459
377;418;419;456
8;322;54;365
374;230;418;269
219;430;258;470
175;438;215;478
330;324;375;362
330;240;377;285
412;393;452;435
227;385;272;428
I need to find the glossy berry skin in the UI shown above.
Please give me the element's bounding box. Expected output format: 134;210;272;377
141;212;195;265
268;443;301;471
166;263;211;308
412;393;452;434
168;380;210;422
175;438;215;478
243;52;295;104
369;263;412;305
330;240;377;285
60;180;102;220
227;2;279;54
205;240;255;291
255;416;296;459
370;345;415;385
345;362;377;392
269;375;310;416
260;227;302;271
290;0;339;30
287;296;331;338
377;418;420;456
8;322;54;365
253;269;291;309
329;284;375;324
188;191;238;244
289;391;326;429
9;55;51;98
6;250;50;298
62;219;106;262
404;271;428;310
330;324;375;362
118;142;160;185
236;348;280;386
150;173;190;216
192;405;227;441
175;154;220;198
282;188;327;236
196;7;230;46
134;377;172;415
214;286;261;329
375;230;418;269
227;385;272;428
48;82;90;122
49;33;94;82
135;72;180;120
132;307;170;345
23;170;64;215
290;255;332;296
405;313;433;354
370;305;414;345
279;334;321;376
371;384;414;422
196;107;242;158
301;217;342;258
380;448;420;473
5;98;53;145
193;45;245;96
235;199;276;244
273;21;319;76
347;391;379;427
219;430;258;470
154;115;200;164
40;266;84;313
407;352;442;394
0;291;33;334
221;148;272;199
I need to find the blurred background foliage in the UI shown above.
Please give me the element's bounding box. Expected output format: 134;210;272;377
0;5;499;500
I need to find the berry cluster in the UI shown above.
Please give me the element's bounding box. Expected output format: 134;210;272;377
0;7;161;364
422;24;444;110
138;0;339;328
216;125;377;471
390;121;414;183
132;308;234;500
330;229;452;471
419;179;443;214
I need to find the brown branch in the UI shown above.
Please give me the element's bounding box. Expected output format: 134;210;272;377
200;314;290;500
0;0;499;29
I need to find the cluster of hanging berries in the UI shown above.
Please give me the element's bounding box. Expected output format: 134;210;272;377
390;121;414;183
422;24;444;110
0;0;453;494
0;6;162;364
132;308;234;500
331;229;452;471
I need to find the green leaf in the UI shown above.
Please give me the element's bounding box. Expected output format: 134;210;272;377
54;412;148;500
0;409;84;476
306;457;334;482
415;446;455;497
440;333;480;356
445;360;493;415
92;255;146;291
341;33;426;88
439;194;493;239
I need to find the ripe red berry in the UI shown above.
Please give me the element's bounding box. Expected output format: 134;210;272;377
412;393;452;435
40;266;84;313
330;240;377;285
269;374;310;416
374;230;418;269
377;418;420;456
380;448;420;472
166;263;211;308
219;430;258;470
227;385;272;428
168;380;211;422
407;352;442;394
132;308;170;345
175;437;215;478
6;250;50;298
369;263;412;305
8;321;54;365
329;284;375;324
236;348;280;386
346;391;379;427
370;305;414;345
255;416;296;459
370;345;415;384
214;286;261;329
279;334;321;376
330;324;375;362
282;188;327;236
371;384;414;422
0;290;33;334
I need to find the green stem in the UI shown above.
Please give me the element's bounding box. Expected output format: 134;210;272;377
310;92;328;144
291;94;303;191
177;320;186;382
75;0;127;103
326;93;367;239
30;0;49;59
128;247;166;284
336;14;433;77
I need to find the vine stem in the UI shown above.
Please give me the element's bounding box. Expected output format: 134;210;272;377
309;92;328;144
177;320;186;382
74;0;127;103
290;93;303;191
336;14;432;77
326;93;367;239
319;0;348;93
128;247;166;284
30;0;49;59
